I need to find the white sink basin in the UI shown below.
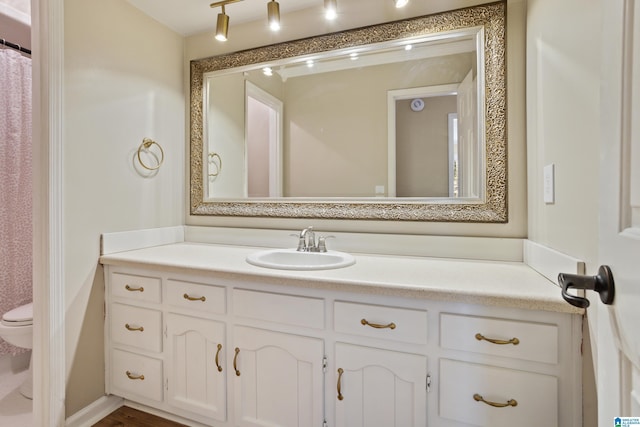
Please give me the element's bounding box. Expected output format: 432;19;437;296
246;248;356;271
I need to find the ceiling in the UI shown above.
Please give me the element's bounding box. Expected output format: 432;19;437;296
127;0;321;36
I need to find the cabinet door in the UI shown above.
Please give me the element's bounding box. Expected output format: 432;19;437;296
166;314;226;422
233;326;324;427
335;343;427;427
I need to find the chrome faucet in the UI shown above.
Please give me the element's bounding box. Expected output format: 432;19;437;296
295;226;334;252
298;226;317;252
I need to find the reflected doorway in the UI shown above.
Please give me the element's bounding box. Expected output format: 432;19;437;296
387;71;480;199
246;81;283;197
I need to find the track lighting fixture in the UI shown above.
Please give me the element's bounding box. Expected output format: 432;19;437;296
210;0;243;42
394;0;409;8
324;0;337;20
215;6;229;41
211;0;341;42
267;0;281;31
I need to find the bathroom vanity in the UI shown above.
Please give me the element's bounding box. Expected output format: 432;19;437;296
100;242;583;427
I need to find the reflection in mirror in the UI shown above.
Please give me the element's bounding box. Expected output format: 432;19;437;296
205;31;481;199
191;2;506;221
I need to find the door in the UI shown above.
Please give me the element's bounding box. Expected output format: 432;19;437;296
245;81;283;198
334;342;427;427
456;69;479;198
233;326;324;427
166;314;227;422
594;0;640;420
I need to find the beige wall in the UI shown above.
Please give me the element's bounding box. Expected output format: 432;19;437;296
396;96;457;197
525;0;600;423
186;0;528;237
63;0;184;415
526;0;600;268
283;55;471;197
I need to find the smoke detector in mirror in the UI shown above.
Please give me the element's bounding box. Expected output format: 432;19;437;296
410;98;424;112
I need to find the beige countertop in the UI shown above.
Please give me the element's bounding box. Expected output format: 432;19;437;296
99;242;582;315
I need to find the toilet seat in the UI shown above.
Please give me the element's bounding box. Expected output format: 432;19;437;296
1;303;33;327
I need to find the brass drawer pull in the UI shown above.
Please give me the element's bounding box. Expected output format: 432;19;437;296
475;333;519;345
233;347;241;376
126;371;145;380
125;323;144;332
215;343;223;372
183;293;206;302
361;318;396;330
125;284;144;292
473;393;517;407
337;368;344;401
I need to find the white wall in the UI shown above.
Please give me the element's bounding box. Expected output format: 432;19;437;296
185;0;528;238
63;0;184;415
525;0;600;423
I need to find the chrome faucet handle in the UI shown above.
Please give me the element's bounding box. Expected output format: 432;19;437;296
317;235;335;253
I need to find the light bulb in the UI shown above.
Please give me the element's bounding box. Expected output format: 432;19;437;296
324;0;337;20
268;0;280;31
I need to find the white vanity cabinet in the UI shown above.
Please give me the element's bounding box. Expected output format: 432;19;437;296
436;310;578;427
232;326;324;427
165;313;226;422
106;272;165;406
230;288;326;427
333;301;429;427
103;263;582;427
334;342;428;427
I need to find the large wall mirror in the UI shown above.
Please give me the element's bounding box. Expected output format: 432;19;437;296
191;2;506;222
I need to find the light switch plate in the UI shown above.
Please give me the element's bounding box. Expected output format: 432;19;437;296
543;164;555;204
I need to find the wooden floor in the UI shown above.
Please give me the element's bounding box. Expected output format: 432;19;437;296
92;406;188;427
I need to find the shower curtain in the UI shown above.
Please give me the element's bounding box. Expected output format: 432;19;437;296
0;48;33;356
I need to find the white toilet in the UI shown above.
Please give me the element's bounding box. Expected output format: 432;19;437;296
0;302;33;399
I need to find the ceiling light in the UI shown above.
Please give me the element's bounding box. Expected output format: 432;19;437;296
267;0;280;31
324;0;337;20
263;67;273;76
394;0;409;8
306;59;314;68
405;44;413;51
210;0;244;42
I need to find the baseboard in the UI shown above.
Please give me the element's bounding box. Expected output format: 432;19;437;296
65;395;123;427
123;401;212;427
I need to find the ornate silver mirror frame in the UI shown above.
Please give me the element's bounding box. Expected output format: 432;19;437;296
190;2;506;222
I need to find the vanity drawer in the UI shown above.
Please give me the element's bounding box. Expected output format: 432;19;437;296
440;313;558;364
439;359;558;427
111;349;163;403
110;303;163;352
334;301;428;344
111;272;162;304
166;279;226;314
233;289;324;329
